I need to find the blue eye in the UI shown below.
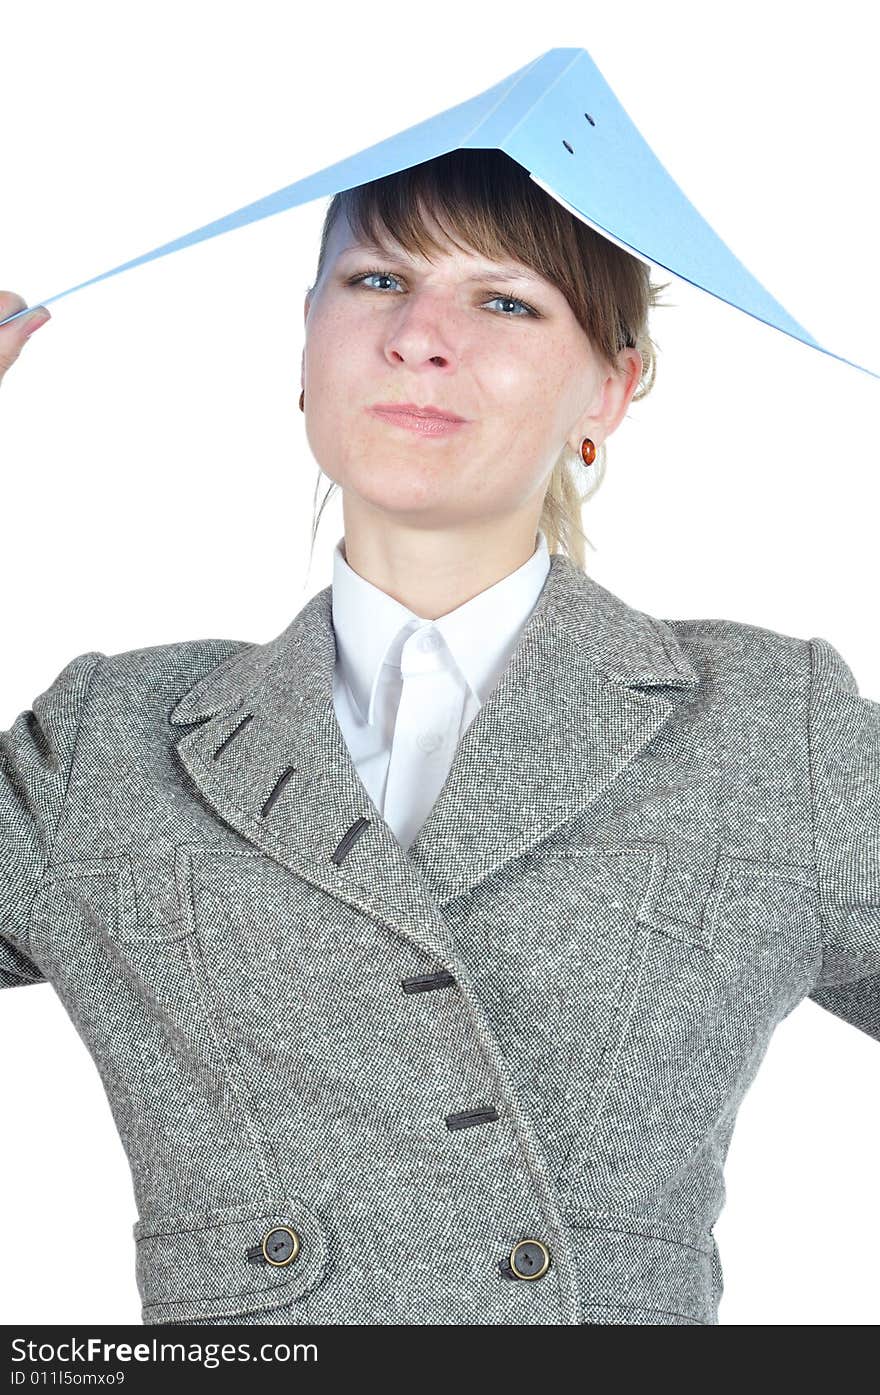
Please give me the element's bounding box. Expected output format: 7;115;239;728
484;292;535;318
351;269;403;294
347;267;538;318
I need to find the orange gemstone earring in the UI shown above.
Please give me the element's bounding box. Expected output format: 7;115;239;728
299;389;305;412
580;436;596;466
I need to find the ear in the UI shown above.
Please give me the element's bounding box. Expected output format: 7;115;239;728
568;347;643;452
301;293;312;392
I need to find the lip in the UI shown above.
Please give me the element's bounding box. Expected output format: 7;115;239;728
371;401;467;422
366;404;470;436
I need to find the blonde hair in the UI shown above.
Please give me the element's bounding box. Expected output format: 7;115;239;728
305;148;669;570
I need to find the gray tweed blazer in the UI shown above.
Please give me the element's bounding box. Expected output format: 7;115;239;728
2;551;878;1326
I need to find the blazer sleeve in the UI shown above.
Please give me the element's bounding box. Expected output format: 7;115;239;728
0;650;104;989
806;635;880;1040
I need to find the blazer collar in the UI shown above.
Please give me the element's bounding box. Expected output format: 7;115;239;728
169;552;700;961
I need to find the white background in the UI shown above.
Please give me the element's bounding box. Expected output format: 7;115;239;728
1;0;878;1327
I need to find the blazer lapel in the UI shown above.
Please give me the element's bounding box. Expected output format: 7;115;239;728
169;552;701;961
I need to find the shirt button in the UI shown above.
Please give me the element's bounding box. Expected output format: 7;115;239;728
417;731;444;753
500;1238;552;1280
417;631;442;652
261;1225;301;1266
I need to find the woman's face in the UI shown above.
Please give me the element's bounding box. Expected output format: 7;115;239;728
301;209;642;531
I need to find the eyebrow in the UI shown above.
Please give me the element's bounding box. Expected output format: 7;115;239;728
340;242;543;284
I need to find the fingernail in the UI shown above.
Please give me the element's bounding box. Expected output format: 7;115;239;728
24;311;50;336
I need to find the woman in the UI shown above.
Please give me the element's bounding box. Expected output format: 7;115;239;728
1;149;877;1327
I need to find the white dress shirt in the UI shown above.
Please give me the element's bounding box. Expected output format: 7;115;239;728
330;529;551;852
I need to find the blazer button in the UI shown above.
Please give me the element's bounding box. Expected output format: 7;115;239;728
499;1238;552;1280
261;1225;301;1266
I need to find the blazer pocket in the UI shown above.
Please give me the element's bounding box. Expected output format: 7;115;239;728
635;844;819;954
549;843;821;1206
37;853;294;1226
565;1215;719;1325
133;1197;332;1324
34;853;140;969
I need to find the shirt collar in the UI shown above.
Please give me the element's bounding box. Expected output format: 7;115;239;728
331;530;551;725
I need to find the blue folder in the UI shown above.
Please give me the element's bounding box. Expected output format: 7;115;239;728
3;47;877;379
